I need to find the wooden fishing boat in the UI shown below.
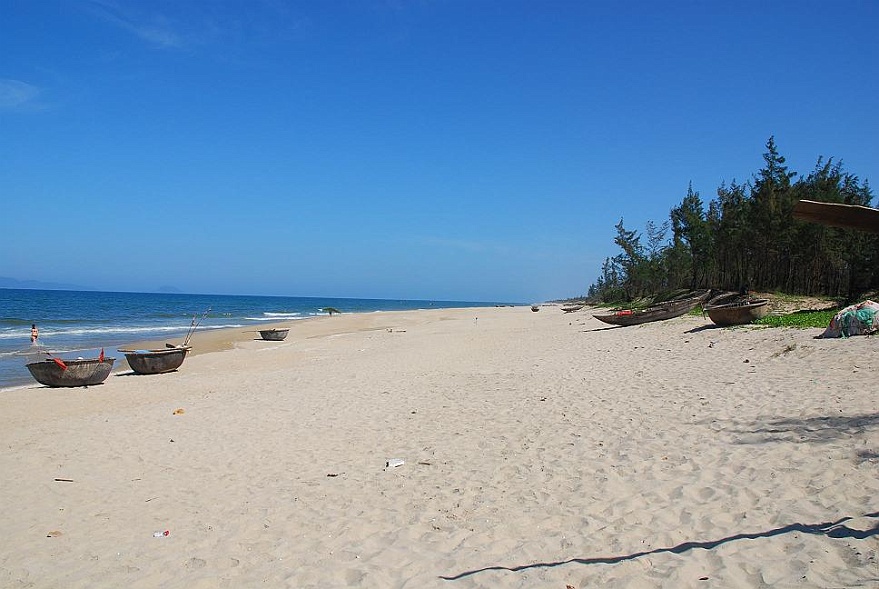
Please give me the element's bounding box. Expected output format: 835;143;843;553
593;293;707;327
119;346;191;374
704;298;770;326
26;356;115;387
259;328;289;341
561;305;584;313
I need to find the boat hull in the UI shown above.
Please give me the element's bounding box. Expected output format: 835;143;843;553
123;347;190;374
259;329;289;341
705;299;770;326
26;357;115;387
593;295;706;327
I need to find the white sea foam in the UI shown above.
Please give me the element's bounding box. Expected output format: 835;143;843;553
0;323;251;340
4;346;96;356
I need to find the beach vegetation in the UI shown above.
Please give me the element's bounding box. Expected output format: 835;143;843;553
587;136;877;305
755;309;837;329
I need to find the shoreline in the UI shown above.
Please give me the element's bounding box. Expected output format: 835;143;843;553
1;305;876;587
0;289;513;391
5;306;517;391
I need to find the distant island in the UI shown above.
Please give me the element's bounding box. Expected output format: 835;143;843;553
156;285;184;293
0;277;187;294
0;276;94;291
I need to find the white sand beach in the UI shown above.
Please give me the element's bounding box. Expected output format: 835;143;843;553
0;306;876;588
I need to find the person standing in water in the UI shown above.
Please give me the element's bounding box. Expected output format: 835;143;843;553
30;324;39;345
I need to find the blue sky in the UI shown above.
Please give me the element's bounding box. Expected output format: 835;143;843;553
1;1;876;303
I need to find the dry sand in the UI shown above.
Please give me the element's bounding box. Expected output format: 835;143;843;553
0;306;876;588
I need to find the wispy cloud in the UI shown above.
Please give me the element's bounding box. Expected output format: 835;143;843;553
0;79;42;111
81;0;310;60
86;0;185;49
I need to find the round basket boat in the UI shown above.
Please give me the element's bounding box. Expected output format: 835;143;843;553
122;347;190;375
26;357;115;387
259;328;289;341
704;299;770;326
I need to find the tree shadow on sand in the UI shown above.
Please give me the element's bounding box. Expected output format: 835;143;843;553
857;449;879;463
730;411;879;445
439;512;879;581
685;323;725;333
582;325;625;332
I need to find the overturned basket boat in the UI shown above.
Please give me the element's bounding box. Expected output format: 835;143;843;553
259;328;289;341
120;345;191;375
704;298;770;326
26;356;116;387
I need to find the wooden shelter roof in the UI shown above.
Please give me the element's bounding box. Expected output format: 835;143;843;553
792;199;879;234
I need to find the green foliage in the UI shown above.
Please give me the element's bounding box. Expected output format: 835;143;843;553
586;136;877;303
670;183;712;288
755;309;837;329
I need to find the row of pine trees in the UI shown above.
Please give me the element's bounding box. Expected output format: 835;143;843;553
588;137;877;303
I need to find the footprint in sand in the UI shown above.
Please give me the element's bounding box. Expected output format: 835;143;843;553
185;557;207;570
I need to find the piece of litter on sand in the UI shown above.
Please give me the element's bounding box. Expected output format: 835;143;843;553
153;530;170;538
385;458;404;469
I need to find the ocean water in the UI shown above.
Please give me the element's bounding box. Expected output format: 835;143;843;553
0;289;508;389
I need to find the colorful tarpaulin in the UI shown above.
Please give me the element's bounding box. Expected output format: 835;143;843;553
821;300;879;338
